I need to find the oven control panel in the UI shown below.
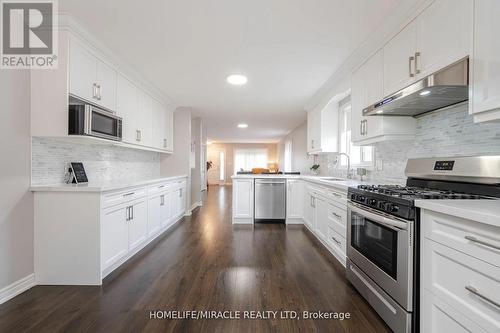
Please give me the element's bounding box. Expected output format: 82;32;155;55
434;160;455;171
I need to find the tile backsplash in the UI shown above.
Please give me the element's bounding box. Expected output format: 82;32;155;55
316;103;500;184
32;138;160;185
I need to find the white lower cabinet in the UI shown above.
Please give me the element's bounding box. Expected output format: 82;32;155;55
232;179;254;224
33;176;188;285
102;205;129;269
421;209;500;333
127;199;148;251
303;182;348;266
286;179;304;223
314;196;328;242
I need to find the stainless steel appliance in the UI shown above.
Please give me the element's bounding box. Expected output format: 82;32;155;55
346;156;500;333
68;103;122;141
254;178;286;222
363;58;468;117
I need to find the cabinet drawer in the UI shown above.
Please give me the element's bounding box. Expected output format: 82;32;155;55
327;227;346;256
324;188;347;206
172;179;187;190
148;182;170;196
422;289;488;333
423;240;500;333
422;210;500;268
327;203;347;236
102;186;147;208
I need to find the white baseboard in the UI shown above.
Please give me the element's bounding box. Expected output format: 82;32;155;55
0;273;35;305
190;201;202;212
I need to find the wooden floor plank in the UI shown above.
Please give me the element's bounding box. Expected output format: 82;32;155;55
0;185;390;333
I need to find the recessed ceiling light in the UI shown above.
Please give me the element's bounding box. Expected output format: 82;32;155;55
237;123;248;128
227;74;248;85
420;90;431;96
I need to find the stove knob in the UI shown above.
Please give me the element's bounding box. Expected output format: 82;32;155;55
389;204;399;213
369;199;377;206
350;194;356;200
378;201;386;209
357;195;366;203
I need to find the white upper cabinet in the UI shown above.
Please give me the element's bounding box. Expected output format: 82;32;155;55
383;0;472;97
116;75;139;144
137;91;153;147
307;98;340;154
416;0;471;79
152;98;165;150
383;21;417;96
69;40;96;103
164;109;174;152
96;59;117;111
69;39;117;111
351;49;415;145
471;0;500;123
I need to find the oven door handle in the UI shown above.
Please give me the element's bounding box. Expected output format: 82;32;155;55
348;202;408;231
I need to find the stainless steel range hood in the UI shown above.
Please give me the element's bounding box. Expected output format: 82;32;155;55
363;58;469;117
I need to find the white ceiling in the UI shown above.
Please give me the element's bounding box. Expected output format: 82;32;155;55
60;0;403;143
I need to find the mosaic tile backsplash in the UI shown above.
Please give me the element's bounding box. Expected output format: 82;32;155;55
315;103;500;184
32;138;160;185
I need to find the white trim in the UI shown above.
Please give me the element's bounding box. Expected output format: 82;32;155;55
190;201;202;212
0;274;36;305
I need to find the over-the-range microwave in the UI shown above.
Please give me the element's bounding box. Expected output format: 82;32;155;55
68;103;122;141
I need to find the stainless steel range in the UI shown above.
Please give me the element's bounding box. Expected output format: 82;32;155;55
346;156;500;333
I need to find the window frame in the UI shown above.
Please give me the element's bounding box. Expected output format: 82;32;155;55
338;97;374;169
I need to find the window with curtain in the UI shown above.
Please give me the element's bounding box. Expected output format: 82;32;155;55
339;97;373;167
284;140;292;172
234;148;268;173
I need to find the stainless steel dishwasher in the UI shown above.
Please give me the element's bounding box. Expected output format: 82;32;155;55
254;178;286;222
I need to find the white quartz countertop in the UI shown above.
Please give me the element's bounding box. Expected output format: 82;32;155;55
231;174;371;192
30;175;188;193
415;199;500;228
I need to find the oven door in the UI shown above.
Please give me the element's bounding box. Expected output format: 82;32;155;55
347;201;413;310
86;105;122;141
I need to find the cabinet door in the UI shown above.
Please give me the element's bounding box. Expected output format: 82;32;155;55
383;21;417;96
179;186;186;215
362;49;384;139
151;98;164;150
116;75;139;144
309;109;321;152
164;109;174;152
102;205;128;269
128;199;148;250
137;90;153;147
148;195;162;236
416;0;471;79
314;197;328;242
171;189;181;218
472;0;500;118
69;39;96;102
286;180;303;219
303;192;315;230
160;192;171;226
96;59;117;111
233;179;254;219
350;66;365;143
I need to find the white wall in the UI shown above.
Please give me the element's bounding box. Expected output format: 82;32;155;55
190;117;202;207
277;121;311;174
0;70;34;292
160;107;192;210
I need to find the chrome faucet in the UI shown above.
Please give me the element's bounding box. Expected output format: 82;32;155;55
337;153;353;179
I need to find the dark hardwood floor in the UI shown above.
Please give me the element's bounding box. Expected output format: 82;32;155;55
0;185;390;333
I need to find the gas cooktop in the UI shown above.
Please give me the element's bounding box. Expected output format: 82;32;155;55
357;184;489;200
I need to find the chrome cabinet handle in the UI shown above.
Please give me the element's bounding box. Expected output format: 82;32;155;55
97;84;102;100
160;195;164;206
331;212;342;219
130;205;134;220
414;52;421;75
465;235;500;251
126;206;130;221
409;56;415;77
136;130;141;142
92;83;98;99
465;285;500;309
163;138;167;148
364;120;368;135
360;121;364;136
179;188;182;197
123;192;135;197
331;236;341;245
